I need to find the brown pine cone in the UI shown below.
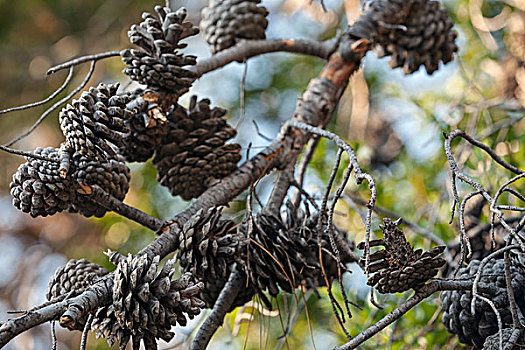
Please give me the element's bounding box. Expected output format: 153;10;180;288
358;218;446;293
92;253;205;350
200;0;269;54
153;96;241;200
119;90;170;162
349;0;458;74
176;207;251;308
121;6;198;96
59;83;131;160
242;203;355;300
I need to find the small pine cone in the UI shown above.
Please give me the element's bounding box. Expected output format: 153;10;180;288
482;328;525;350
505;11;525;61
176;207;251;308
243;204;354;300
119;91;170;162
200;0;269;54
59;83;131;160
349;0;458;75
10;147;76;218
357;218;446;293
46;259;109;300
68;153;131;218
122;6;199;96
92;253;205;350
441;259;525;348
153;96;241;200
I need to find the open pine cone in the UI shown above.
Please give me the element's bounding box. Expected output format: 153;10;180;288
482;328;525;350
349;0;458;74
242;203;355;301
441;259;525;348
122;6;199;97
153;96;241;200
59;83;131;160
358;218;446;293
92;253;205;350
200;0;269;54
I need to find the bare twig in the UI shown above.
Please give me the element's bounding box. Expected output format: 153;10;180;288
46;51;121;75
0;67;74;115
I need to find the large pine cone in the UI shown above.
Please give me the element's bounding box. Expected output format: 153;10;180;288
92;253;205;350
10;147;130;218
349;0;458;74
119;90;170;162
59;83;131;160
441;259;525;348
176;207;252;308
482;328;525;350
10;147;75;218
242;204;355;299
358;218;446;294
200;0;269;54
153;96;241;200
121;6;198;96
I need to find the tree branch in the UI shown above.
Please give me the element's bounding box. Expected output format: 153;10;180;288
191;265;244;350
190;38;339;77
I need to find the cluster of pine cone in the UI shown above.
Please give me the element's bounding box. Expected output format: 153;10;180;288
10;83;132;218
349;0;458;74
358;218;446;293
46;253;205;349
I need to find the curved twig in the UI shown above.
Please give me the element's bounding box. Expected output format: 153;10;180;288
47;51;121;75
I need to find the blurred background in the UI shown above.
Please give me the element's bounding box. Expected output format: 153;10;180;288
0;0;524;349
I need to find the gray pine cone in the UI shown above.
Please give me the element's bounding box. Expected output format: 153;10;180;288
349;0;458;75
176;207;252;308
482;328;525;350
122;6;198;96
10;147;130;218
358;218;446;294
59;83;131;160
153;96;241;200
92;253;205;350
441;259;525;348
200;0;269;54
119;90;170;162
10;147;75;218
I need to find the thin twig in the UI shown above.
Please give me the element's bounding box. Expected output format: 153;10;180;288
0;144;60;163
0;67;74;115
80;313;93;350
47;51;121;75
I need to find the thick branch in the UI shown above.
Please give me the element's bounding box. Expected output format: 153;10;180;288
191;266;244;350
190;38;338;77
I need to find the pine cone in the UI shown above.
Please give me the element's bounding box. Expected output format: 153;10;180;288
441;259;525;348
243;204;354;299
482;328;525;350
349;0;458;74
46;259;109;300
59;83;131;160
200;0;269;54
68;153;131;218
176;207;250;307
119;90;170;162
505;11;525;61
153;96;241;200
92;253;205;350
358;218;446;294
10;147;130;218
121;6;198;96
10;147;76;218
